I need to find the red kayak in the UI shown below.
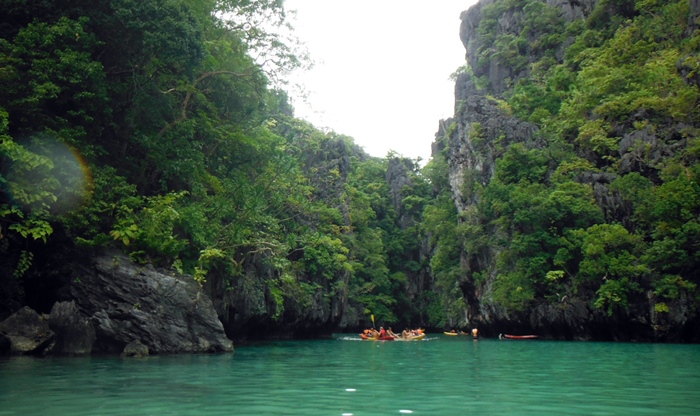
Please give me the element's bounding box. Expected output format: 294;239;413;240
501;334;538;339
360;334;395;341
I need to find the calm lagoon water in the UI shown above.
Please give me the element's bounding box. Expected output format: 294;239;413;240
1;335;700;415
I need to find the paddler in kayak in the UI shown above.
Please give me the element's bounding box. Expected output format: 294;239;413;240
472;328;479;339
379;327;387;338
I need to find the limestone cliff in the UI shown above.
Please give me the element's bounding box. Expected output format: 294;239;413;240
437;0;700;341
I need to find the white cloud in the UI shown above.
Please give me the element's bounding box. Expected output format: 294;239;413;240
285;0;478;162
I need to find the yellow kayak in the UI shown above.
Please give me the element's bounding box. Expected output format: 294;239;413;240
444;331;459;336
395;333;426;341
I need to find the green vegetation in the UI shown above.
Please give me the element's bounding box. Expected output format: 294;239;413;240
0;0;443;329
442;0;700;319
2;0;699;336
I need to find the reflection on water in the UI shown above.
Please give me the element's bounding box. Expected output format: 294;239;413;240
1;336;699;415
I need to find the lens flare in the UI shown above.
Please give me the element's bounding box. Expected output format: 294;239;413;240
5;135;93;214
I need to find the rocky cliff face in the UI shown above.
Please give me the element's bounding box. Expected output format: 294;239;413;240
459;0;597;96
441;72;538;328
447;73;539;211
438;0;700;341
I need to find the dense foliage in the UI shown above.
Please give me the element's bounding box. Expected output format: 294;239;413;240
437;0;700;324
2;0;698;338
0;0;443;331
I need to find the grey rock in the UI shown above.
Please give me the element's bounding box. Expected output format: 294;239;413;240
49;301;95;355
70;251;233;354
0;306;55;355
689;0;700;35
122;340;149;357
545;0;597;21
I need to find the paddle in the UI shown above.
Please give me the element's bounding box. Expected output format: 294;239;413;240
371;314;375;329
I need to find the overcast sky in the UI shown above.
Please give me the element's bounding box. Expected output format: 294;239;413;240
284;1;478;162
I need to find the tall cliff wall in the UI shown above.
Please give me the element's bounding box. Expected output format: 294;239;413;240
437;0;700;341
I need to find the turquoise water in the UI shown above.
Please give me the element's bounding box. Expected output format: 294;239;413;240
1;335;700;415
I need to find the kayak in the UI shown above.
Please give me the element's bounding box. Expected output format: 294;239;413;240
395;333;426;341
359;334;394;341
501;334;538;339
360;334;424;341
444;332;459;336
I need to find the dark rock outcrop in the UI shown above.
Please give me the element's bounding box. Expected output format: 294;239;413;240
48;301;95;355
0;306;54;354
70;251;233;354
121;340;149;357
